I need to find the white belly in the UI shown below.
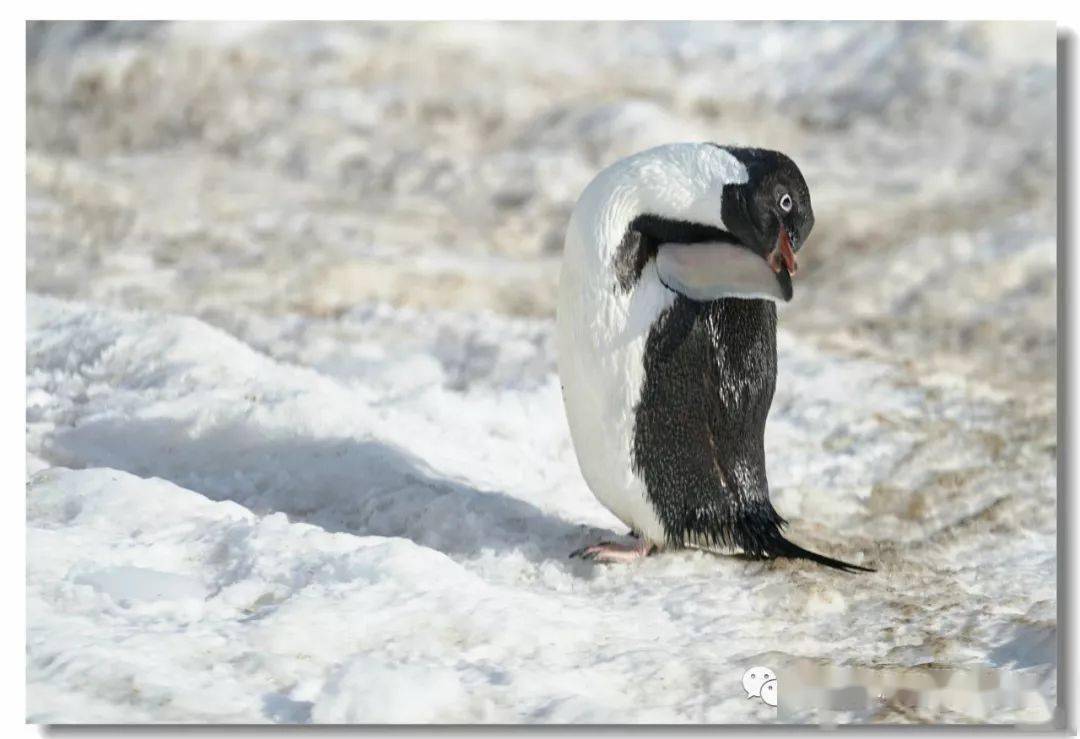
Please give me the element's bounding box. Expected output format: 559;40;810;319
556;220;672;546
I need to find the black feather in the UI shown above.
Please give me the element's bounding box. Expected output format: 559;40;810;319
631;295;873;574
761;528;875;573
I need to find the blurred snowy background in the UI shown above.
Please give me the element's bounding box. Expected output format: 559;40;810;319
26;21;1057;723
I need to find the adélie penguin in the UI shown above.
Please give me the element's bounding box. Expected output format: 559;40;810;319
557;142;873;572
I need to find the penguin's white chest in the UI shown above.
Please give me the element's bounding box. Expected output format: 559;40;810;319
556;221;672;545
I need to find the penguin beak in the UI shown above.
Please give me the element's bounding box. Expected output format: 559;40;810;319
764;226;797;302
768;226;798;276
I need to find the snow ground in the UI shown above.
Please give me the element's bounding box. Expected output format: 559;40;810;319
26;21;1057;724
27;294;1055;723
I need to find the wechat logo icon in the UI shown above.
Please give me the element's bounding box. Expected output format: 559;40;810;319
742;666;778;707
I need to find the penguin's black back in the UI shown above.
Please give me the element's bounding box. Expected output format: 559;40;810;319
633;296;872;572
633;296;786;555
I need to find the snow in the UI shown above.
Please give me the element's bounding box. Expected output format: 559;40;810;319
26;294;1055;723
26;21;1056;724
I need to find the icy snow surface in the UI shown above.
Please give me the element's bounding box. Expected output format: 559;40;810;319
26;293;1055;723
26;21;1056;723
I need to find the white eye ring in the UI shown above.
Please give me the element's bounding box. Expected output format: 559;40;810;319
779;193;793;212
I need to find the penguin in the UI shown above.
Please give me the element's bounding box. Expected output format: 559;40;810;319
557;142;872;572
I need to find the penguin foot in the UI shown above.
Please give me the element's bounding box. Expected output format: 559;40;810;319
569;540;655;563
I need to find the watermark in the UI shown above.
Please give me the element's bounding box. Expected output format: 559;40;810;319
742;666;777;707
740;660;1052;722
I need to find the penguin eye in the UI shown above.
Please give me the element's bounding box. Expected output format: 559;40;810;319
779;193;793;212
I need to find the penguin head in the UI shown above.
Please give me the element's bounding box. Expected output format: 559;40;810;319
606;143;814;303
719;146;815;281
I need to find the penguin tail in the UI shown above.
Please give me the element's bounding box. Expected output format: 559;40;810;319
674;502;875;572
767;532;876;573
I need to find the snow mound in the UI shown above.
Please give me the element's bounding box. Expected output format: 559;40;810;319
26;295;1055;723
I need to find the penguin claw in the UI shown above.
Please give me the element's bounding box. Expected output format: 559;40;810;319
569;541;654;563
569;541;613;559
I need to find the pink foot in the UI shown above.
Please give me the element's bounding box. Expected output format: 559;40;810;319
569;540;656;563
